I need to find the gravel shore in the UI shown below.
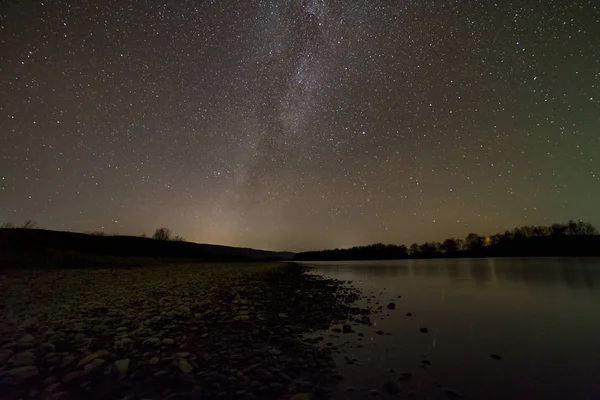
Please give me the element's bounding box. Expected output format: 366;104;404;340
0;263;365;400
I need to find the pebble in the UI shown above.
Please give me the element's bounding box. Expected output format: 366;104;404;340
17;333;35;348
162;338;175;345
382;379;401;394
114;359;130;378
387;302;396;310
149;357;159;365
0;349;15;363
20;317;39;331
8;366;39;383
39;342;55;353
62;371;85;384
420;328;428;333
178;359;193;373
8;350;36;366
444;387;463;398
406;312;413;316
490;354;502;360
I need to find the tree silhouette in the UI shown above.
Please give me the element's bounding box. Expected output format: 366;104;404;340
21;219;38;229
152;227;172;241
441;238;458;253
465;233;484;250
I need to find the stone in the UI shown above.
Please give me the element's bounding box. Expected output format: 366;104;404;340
146;338;160;345
444;387;463;398
8;366;38;383
149;357;159;365
387;302;396;310
20;317;39;330
62;371;85;384
368;389;381;397
92;358;106;367
375;330;384;335
77;350;112;367
114;359;130;378
8;350;36;366
406;313;413;317
17;333;35;348
490;354;502;361
399;372;412;380
419;328;428;333
290;394;313;400
84;363;95;374
39;342;56;353
178;359;193;373
0;349;14;363
382;379;400;394
162;338;175;345
342;324;353;333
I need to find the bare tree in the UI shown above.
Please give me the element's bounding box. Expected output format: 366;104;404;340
21;219;38;229
152;227;172;241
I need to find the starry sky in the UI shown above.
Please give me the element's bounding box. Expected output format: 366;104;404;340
1;0;599;252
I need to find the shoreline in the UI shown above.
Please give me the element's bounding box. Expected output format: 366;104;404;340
0;262;366;399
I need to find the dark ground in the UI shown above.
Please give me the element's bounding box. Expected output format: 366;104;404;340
0;262;369;400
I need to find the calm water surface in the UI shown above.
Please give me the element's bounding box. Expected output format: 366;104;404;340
301;258;600;399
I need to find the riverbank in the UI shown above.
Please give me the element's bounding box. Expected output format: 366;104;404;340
0;262;365;399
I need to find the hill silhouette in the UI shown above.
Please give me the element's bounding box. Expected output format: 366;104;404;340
0;228;293;268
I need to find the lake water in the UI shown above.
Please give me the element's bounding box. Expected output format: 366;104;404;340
300;258;600;399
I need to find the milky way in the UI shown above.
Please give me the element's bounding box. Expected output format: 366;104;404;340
1;1;599;251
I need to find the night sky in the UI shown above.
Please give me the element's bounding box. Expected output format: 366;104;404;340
1;1;599;251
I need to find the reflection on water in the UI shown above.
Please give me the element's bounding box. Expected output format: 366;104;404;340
305;257;600;290
299;258;600;400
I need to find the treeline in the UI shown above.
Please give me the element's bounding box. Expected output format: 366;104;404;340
2;221;185;242
294;220;600;261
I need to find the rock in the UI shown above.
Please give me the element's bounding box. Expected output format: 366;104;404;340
162;338;175;345
490;354;502;361
368;389;381;397
8;366;38;383
399;372;412;380
382;379;401;394
146;338;160;345
278;313;288;318
8;350;36;366
62;371;85;384
290;394;313;400
39;342;56;353
77;350;112;367
84;363;95;374
342;324;353;333
149;357;159;365
420;328;428;333
375;330;384;335
178;359;193;373
406;313;413;317
92;358;106;367
20;317;39;331
444;387;463;398
17;333;35;348
114;359;130;377
0;349;14;363
387;302;396;310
